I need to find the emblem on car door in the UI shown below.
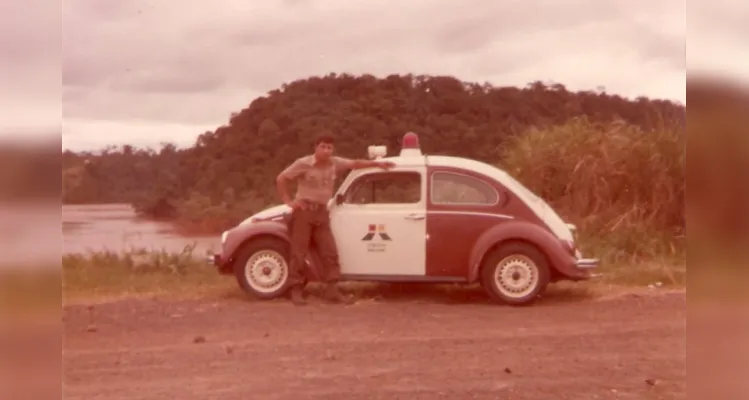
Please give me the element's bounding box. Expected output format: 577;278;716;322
362;224;391;253
361;224;392;241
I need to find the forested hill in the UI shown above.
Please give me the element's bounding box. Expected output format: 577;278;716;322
62;73;685;230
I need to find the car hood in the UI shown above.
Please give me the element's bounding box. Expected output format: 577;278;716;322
238;204;291;226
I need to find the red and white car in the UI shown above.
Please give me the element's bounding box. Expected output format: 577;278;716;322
209;133;599;305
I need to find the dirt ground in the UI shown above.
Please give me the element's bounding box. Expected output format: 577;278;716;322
63;289;686;400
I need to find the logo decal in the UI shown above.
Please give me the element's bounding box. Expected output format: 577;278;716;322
361;224;392;241
362;224;391;252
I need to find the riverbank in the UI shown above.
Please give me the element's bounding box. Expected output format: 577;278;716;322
61;204;220;256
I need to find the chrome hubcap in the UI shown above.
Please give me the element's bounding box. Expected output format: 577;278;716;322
245;250;287;293
494;255;539;298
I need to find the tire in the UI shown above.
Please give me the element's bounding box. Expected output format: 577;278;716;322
480;241;551;306
233;237;296;300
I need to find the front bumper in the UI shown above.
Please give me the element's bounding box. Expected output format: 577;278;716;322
207;252;233;274
575;258;600;269
571;256;602;279
206;253;220;266
561;249;601;280
573;249;600;269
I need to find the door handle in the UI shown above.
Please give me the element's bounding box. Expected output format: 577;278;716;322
404;213;425;220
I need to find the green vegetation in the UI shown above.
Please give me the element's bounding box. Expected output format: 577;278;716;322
59;73;690;299
500;117;685;263
60;246;683;303
61;245;230;302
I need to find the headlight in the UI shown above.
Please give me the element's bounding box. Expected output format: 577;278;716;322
221;231;229;244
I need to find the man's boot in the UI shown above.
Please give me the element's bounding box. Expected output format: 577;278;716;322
324;282;354;304
290;286;307;306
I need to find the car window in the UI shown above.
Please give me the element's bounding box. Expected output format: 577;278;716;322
431;171;499;205
345;172;421;204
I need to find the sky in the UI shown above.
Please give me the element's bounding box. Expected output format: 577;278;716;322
3;0;744;152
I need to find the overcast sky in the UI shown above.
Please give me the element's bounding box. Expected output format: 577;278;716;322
3;0;744;151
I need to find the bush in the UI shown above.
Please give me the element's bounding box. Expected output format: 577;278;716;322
499;117;685;263
174;188;266;233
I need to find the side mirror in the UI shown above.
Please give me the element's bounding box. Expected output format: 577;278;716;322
335;193;345;205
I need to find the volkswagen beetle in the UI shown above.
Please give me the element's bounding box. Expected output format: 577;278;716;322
208;132;599;305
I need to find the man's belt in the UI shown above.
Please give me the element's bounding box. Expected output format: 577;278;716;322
300;199;327;210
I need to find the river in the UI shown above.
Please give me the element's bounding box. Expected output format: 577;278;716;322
62;203;220;257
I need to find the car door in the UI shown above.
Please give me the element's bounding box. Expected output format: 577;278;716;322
330;166;427;277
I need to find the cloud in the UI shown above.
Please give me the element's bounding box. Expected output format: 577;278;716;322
61;118;216;151
109;68;226;94
0;0;697;150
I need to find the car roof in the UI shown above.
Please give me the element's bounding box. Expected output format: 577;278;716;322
426;155;504;177
376;154;506;178
372;153;530;199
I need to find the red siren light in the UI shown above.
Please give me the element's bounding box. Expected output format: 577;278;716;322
402;132;420;149
399;132;422;156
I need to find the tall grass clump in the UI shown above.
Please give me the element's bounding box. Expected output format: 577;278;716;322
500;117;685;265
62;245;228;301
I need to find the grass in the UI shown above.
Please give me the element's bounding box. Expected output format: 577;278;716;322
59;245;685;306
597;260;685;287
62;245;232;304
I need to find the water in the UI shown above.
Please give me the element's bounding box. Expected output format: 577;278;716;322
62;204;220;256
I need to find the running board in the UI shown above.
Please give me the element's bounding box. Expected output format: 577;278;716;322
341;274;467;283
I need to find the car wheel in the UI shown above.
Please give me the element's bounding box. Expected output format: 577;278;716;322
480;241;551;306
233;237;294;300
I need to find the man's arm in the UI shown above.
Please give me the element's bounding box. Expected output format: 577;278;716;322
276;175;293;206
334;156;395;173
351;159;395;169
276;159;305;207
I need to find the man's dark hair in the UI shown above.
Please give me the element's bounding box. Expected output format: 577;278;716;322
314;135;335;146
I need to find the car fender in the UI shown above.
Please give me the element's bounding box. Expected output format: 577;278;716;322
220;220;325;280
223;220;289;263
467;220;576;282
